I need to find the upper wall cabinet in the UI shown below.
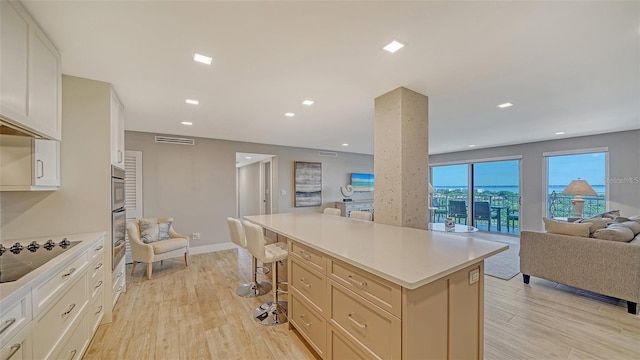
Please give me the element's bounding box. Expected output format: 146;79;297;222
0;134;60;191
110;90;125;169
0;0;62;140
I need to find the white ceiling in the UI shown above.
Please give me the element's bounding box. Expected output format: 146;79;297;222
22;1;640;155
235;152;274;168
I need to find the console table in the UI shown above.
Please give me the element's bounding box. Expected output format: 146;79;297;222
334;200;373;218
245;213;507;359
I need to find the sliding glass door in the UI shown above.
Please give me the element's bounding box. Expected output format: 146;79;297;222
431;158;521;235
431;164;469;225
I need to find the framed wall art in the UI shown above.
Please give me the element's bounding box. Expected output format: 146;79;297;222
294;161;322;207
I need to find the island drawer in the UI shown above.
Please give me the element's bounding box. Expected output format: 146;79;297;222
32;251;89;316
327;259;401;318
0;295;30;349
33;276;88;359
89;268;105;300
89;289;104;334
88;236;105;263
51;311;88;360
290;257;326;312
328;279;401;360
290;292;326;358
290;241;325;273
326;323;370;360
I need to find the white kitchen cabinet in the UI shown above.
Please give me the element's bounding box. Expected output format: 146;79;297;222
0;0;61;140
0;135;60;191
0;323;32;360
110;91;125;169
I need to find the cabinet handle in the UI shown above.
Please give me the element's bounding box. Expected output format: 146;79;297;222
69;349;77;360
0;318;16;335
95;263;103;270
36;159;44;178
95;245;104;251
347;275;367;289
62;267;76;278
347;313;367;329
94;280;104;289
5;344;20;360
298;250;311;260
95;306;103;315
299;278;312;288
61;303;76;317
299;314;312;327
117;271;123;278
118;150;123;163
117;285;123;292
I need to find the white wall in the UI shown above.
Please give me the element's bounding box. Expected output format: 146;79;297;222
238;162;261;218
429;130;640;232
124;131;374;251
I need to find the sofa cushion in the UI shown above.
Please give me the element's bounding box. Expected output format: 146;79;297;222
543;218;591;237
152;238;188;254
592;224;635;242
574;218;607;235
140;219;173;243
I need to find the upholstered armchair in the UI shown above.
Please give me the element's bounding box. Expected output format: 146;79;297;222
126;217;189;279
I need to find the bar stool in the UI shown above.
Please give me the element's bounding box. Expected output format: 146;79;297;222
226;218;272;297
244;221;289;326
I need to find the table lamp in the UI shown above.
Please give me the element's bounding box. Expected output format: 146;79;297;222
562;178;597;218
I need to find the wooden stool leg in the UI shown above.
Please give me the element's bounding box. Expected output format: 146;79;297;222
131;261;137;274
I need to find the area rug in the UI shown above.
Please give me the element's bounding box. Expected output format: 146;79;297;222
483;239;520;280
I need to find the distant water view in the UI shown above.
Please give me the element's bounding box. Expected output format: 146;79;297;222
433;185;606;195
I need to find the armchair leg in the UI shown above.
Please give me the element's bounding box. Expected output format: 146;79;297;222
147;263;152;280
131;261;137;275
184;253;189;266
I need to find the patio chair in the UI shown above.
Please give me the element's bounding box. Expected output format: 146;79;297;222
431;197;448;222
474;201;498;231
448;200;468;224
507;209;519;232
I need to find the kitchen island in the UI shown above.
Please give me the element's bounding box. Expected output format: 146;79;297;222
245;212;507;359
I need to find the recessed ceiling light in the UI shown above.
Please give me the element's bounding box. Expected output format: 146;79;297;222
193;53;212;65
555;131;565;135
497;102;513;108
468;144;476;148
383;40;405;53
302;100;315;106
185;99;199;105
284;112;295;117
181;121;193;126
245;156;252;159
342;143;349;147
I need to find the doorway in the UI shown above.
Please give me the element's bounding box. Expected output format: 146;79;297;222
236;152;275;218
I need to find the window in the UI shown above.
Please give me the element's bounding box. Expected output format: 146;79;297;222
545;150;607;219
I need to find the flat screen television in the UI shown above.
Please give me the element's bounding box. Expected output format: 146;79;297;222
351;173;374;192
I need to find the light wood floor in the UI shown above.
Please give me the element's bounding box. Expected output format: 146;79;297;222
85;245;640;359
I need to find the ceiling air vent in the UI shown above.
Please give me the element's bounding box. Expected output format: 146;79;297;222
154;136;195;145
318;151;338;158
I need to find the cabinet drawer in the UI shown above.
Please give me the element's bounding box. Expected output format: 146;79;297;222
89;268;105;300
0;323;31;360
327;324;370;360
90;257;105;284
329;280;401;360
112;272;125;308
328;259;401;318
89;237;105;262
34;276;87;359
291;293;326;358
89;289;104;334
0;295;30;349
111;259;125;291
32;252;88;316
52;312;88;360
290;258;325;313
290;241;325;273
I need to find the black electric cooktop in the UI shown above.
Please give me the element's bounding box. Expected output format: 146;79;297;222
0;239;80;283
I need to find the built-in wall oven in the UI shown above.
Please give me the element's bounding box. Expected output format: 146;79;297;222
112;166;126;270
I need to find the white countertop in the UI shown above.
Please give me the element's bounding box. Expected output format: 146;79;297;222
244;213;508;289
0;232;105;306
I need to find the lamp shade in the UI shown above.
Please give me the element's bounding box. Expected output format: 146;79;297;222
562;178;597;196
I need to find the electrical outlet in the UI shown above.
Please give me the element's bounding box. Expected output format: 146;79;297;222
192;232;201;240
469;268;480;284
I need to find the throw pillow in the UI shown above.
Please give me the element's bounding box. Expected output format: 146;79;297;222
543;218;591;237
139;219;160;244
575;218;607;235
158;220;172;240
592;224;635;242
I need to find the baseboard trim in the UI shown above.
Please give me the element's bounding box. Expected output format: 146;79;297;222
190;242;237;255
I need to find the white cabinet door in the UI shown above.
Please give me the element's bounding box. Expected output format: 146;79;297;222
28;27;62;140
110;91;125;169
33;139;60;186
0;323;32;360
0;1;61;141
0;0;29;122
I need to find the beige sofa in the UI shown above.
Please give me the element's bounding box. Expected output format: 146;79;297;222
520;228;640;315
